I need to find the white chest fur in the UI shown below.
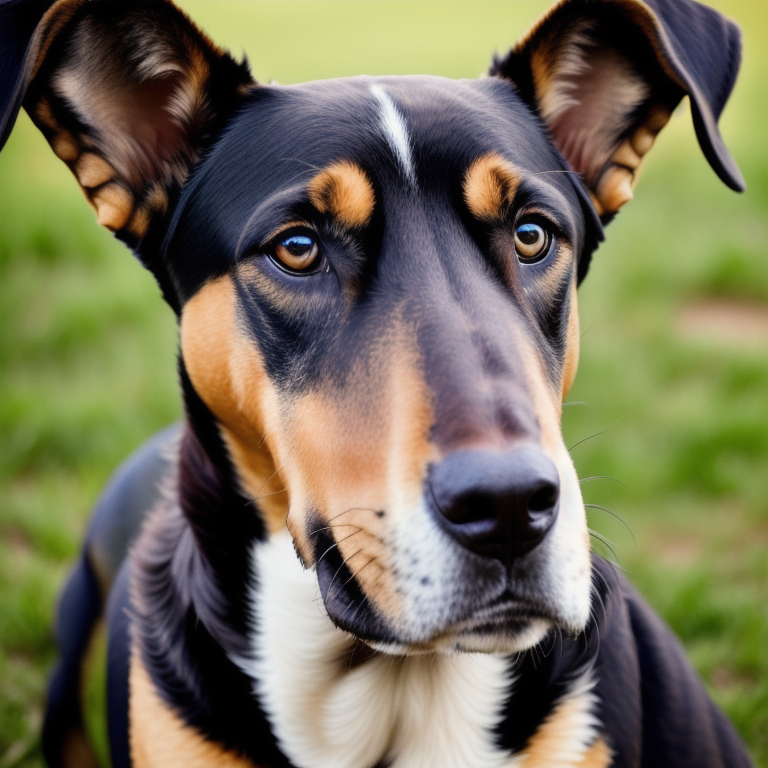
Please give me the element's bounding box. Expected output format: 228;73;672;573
240;533;515;768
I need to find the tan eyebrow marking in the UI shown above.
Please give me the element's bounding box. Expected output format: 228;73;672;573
463;152;524;222
308;161;375;229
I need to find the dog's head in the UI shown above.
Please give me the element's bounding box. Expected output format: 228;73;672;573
1;0;742;654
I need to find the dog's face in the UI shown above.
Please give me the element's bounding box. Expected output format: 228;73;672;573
8;0;743;654
178;75;593;652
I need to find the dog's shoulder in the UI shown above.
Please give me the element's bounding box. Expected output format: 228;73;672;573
592;560;752;768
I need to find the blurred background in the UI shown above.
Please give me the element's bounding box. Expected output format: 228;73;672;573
0;1;766;765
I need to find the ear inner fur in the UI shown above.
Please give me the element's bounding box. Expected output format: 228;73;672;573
490;0;744;220
23;0;254;245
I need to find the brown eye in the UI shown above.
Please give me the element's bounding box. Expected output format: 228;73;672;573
271;233;322;273
514;221;551;263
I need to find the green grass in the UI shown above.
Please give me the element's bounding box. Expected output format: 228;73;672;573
1;1;766;765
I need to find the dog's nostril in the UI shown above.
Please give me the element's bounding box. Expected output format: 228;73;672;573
448;492;496;526
528;482;558;513
427;446;560;562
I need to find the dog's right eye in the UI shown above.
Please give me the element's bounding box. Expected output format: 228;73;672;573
269;233;323;274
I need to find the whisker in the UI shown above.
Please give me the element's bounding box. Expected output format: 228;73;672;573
324;547;364;601
309;523;363;539
279;157;324;173
588;529;629;571
568;419;622;452
252;488;288;503
316;529;363;567
579;475;624;486
588;528;618;559
257;464;284;495
344;556;378;588
316;507;377;529
344;592;373;631
584;503;635;544
579;308;601;339
529;169;582;177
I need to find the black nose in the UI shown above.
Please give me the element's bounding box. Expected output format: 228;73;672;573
427;446;559;562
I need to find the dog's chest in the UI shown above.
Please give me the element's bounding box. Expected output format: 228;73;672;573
237;534;602;768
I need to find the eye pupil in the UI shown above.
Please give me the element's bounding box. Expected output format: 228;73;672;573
271;232;322;273
514;221;551;262
283;235;314;256
517;224;541;245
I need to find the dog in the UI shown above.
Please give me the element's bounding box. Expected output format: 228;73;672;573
0;0;754;766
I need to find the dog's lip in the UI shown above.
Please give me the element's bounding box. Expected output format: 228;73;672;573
367;600;555;655
449;595;555;634
312;522;564;645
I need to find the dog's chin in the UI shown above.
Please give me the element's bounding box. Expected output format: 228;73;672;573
318;560;563;656
366;617;554;656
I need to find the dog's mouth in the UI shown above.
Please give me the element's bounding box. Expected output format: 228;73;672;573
312;524;559;653
300;440;592;653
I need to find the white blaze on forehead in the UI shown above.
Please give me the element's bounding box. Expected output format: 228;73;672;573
370;84;416;185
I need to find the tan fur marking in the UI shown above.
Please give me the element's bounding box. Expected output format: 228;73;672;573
588;104;673;217
630;125;655;156
126;186;170;239
91;183;133;230
516;692;607;767
611;142;642;172
524;240;573;304
221;426;288;534
645;104;672;132
308;161;375;228
76;153;115;189
284;317;436;618
51;132;79;162
127;207;152;240
561;280;580;398
463;153;523;222
180;276;288;533
129;651;255;768
33;96;57;130
145;184;169;218
594;166;634;214
591;135;651;215
580;738;614;768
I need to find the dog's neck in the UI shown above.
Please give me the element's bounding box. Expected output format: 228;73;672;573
238;532;601;768
239;532;513;768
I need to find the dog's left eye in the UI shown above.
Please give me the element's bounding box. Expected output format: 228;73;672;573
514;221;552;263
270;233;323;274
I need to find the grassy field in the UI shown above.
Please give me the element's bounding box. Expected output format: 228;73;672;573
0;1;766;766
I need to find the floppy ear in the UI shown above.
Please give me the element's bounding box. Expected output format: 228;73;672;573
0;0;253;253
490;0;745;219
0;0;56;150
